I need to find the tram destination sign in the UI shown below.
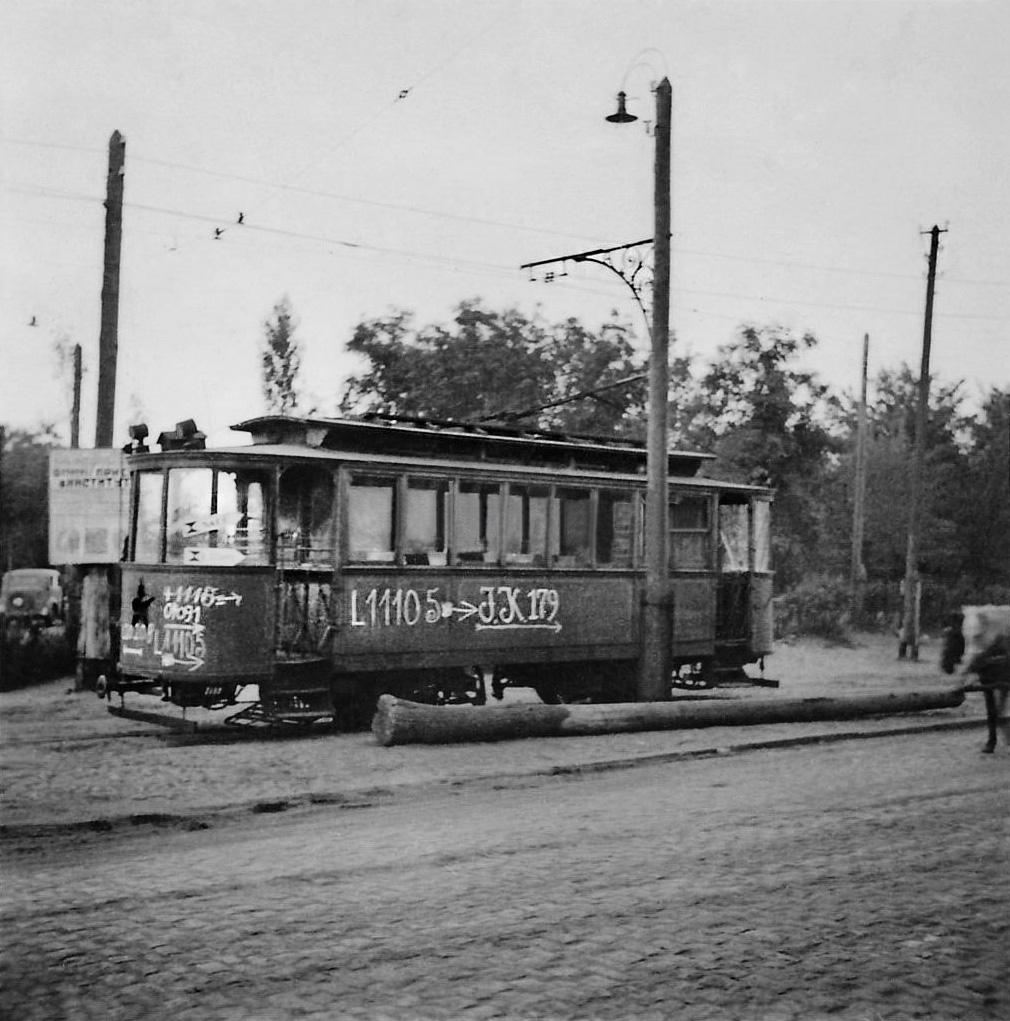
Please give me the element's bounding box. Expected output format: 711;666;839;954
48;449;129;565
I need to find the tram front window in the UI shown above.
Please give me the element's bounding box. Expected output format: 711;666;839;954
166;468;213;563
220;471;269;563
162;467;270;565
134;471;164;564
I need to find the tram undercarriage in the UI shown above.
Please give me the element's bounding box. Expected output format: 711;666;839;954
98;646;774;733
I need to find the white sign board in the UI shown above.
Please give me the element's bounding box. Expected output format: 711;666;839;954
48;449;129;564
183;546;246;567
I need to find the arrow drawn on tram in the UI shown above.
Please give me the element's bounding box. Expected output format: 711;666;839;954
158;651;206;671
449;600;479;622
475;622;563;633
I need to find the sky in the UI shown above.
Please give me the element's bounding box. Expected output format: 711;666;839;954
2;0;1008;448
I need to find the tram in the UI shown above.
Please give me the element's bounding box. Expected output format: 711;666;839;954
101;413;774;727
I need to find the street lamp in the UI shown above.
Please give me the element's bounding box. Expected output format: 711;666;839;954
607;77;673;702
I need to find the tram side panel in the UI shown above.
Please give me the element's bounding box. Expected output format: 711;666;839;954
750;573;774;657
331;572;641;676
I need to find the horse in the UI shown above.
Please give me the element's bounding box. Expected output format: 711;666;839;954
941;605;1010;753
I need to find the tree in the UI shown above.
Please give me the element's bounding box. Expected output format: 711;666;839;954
859;366;970;581
673;325;843;587
1;425;60;570
812;368;1009;626
339;299;647;436
261;297;302;415
955;387;1010;585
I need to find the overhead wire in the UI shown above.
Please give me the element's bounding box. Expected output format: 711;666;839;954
6;179;1010;323
198;0;521;242
4;151;1009;288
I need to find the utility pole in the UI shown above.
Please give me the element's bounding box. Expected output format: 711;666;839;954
95;130;125;448
71;343;82;450
639;77;673;701
78;130;125;690
850;333;869;623
899;225;945;660
519;78;674;700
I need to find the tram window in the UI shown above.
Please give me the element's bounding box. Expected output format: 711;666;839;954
719;503;749;572
278;466;335;567
554;488;591;566
597;490;635;567
349;476;396;563
404;478;448;566
505;484;549;565
670;494;711;571
133;471;164;564
454;481;501;564
217;470;269;564
753;500;771;572
166;468;214;563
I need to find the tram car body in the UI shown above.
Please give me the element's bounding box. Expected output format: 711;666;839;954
108;414;774;726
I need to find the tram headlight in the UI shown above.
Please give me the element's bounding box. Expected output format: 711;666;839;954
156;419;206;451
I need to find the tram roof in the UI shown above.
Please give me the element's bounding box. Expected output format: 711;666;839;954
231;413;716;477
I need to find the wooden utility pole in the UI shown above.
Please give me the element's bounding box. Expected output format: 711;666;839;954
71;343;82;450
521;80;674;701
850;333;869;622
95;130;125;448
899;225;945;660
638;77;673;701
78;130;125;690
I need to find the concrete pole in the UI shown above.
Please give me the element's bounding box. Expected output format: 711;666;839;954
637;78;673;702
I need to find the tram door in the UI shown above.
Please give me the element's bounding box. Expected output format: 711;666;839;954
716;500;751;643
275;466;336;657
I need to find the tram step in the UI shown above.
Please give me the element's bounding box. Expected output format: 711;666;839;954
108;704;199;732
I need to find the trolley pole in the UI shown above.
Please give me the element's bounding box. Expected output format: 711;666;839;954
899;225;945;660
638;78;673;701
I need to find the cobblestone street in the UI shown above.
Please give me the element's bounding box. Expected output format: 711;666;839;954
2;727;1007;1021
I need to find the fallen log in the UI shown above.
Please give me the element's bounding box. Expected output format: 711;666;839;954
371;689;966;747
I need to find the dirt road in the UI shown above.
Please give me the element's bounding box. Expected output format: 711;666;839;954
3;728;1007;1021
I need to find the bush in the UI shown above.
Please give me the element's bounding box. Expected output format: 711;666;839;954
862;577;1010;633
775;576;852;642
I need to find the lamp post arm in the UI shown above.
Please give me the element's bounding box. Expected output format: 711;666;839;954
570;255;651;334
520;237;660;338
